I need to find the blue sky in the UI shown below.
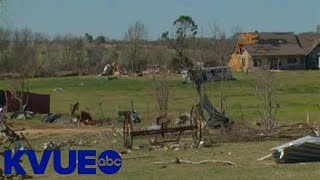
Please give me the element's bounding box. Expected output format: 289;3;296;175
4;0;320;40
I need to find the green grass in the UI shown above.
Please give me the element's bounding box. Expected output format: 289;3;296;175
2;133;320;180
1;71;320;124
1;71;320;179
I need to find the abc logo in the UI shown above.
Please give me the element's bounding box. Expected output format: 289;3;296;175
97;150;122;174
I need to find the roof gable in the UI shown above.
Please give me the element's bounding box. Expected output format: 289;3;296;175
297;32;320;54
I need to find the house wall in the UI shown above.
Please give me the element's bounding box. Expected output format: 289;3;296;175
307;44;320;69
237;49;253;70
278;56;305;70
250;56;305;70
238;51;305;70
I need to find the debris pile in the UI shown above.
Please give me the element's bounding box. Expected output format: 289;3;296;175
0;112;33;179
99;62;121;77
208;122;317;143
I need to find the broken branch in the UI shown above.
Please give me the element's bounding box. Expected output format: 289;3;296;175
154;157;236;166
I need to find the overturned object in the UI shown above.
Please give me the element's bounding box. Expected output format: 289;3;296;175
200;94;232;128
271;135;320;163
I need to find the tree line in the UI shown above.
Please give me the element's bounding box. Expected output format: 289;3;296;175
0;19;238;78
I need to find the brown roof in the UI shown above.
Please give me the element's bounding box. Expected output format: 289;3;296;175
244;32;305;56
297;32;320;54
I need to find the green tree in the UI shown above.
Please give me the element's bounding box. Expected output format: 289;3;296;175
85;33;93;43
162;15;198;70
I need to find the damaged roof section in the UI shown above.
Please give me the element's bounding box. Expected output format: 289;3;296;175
244;32;305;56
272;135;320;163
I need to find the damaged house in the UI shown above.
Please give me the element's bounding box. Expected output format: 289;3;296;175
229;32;320;70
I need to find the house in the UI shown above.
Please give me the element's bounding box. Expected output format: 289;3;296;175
228;32;320;70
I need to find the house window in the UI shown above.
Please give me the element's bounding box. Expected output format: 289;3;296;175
287;57;297;64
253;59;262;67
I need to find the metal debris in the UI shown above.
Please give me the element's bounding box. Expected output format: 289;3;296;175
43;113;62;123
271;135;320;163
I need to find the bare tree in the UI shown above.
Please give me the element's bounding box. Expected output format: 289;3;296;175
148;45;169;66
316;25;320;33
11;28;38;77
124;21;147;72
153;72;169;117
209;22;236;114
59;34;86;72
0;27;11;73
6;28;39;112
250;69;279;130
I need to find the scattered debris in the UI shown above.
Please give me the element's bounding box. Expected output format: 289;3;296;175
42;140;73;150
148;144;164;151
99;62;121;77
78;139;85;146
122;155;157;160
271;135;320;163
170;143;181;150
43;113;62;123
53;88;64;92
209;122;317;143
0;167;32;179
0;114;33;179
154;157;236;166
70;102;112;126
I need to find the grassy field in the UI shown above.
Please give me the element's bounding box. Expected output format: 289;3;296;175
1;71;320;123
1;71;320;179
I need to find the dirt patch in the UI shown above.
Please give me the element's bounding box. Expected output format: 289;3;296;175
20;127;109;136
